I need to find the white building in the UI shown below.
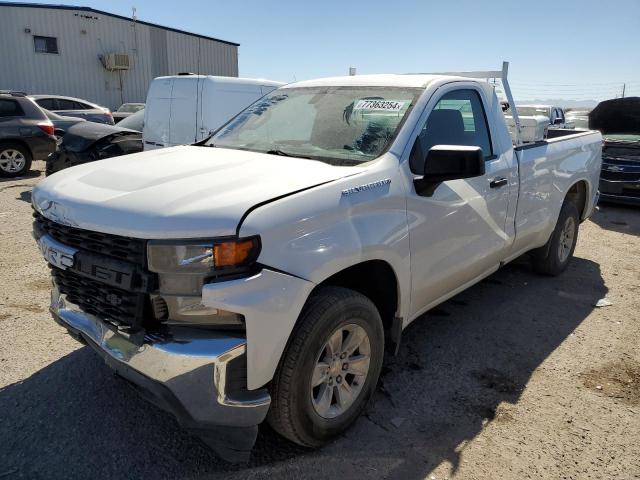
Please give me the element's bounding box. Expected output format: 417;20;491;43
0;2;239;109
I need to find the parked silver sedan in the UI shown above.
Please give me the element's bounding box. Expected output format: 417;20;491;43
112;102;145;123
29;94;114;125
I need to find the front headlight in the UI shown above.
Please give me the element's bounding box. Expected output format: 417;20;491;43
147;237;261;275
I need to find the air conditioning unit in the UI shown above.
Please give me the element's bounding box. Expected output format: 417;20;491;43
103;53;130;71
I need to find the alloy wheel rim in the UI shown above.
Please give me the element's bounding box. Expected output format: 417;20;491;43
0;149;26;173
558;216;576;262
310;323;371;419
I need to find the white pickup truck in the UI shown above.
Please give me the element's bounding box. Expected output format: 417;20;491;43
32;63;601;461
518;104;574;129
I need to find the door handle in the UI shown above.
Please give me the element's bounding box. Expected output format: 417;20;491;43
489;177;508;188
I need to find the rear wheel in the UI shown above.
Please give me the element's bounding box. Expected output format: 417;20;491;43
0;143;32;177
530;200;580;275
268;286;384;447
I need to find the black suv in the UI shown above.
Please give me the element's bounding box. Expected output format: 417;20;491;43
0;91;57;177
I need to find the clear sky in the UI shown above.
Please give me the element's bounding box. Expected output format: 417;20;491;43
16;0;640;101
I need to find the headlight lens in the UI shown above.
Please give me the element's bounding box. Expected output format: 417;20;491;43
147;237;260;274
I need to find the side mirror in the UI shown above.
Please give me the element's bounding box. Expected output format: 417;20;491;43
553;117;564;125
54;128;65;137
414;145;485;196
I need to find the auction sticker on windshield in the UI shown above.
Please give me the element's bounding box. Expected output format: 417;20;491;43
354;100;405;112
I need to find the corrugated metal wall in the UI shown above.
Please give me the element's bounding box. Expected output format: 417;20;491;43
0;5;238;109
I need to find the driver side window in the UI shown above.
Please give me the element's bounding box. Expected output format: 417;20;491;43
410;89;493;173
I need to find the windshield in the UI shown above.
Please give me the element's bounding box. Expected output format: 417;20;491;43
117;103;144;113
207;86;422;165
518;106;551;117
118;109;144;131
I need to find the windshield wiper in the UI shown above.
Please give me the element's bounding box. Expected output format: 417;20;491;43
265;149;311;159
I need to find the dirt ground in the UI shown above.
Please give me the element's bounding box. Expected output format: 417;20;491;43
1;162;639;480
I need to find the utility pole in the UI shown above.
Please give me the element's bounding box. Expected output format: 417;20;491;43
622;83;626;98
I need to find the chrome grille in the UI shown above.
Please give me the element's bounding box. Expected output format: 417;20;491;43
34;211;146;266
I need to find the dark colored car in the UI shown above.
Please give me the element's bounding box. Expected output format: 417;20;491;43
43;109;87;138
0;91;57;177
590;97;640;205
29;95;115;125
46;108;144;175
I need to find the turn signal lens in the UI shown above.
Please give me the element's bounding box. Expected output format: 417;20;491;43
213;239;258;268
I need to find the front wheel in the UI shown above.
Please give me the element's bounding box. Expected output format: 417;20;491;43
530;200;580;275
267;286;384;447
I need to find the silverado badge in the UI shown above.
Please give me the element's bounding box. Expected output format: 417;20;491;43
342;179;391;196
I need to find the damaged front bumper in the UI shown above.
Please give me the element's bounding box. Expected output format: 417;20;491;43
50;286;271;462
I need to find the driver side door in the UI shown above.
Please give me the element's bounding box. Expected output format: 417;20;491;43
406;86;513;318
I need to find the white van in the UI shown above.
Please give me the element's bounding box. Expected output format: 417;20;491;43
143;75;284;150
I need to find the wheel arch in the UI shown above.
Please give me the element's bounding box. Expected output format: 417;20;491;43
311;259;401;347
565;178;590;221
0;138;33;159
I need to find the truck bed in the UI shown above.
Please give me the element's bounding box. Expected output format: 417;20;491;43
508;129;602;259
516;128;599;150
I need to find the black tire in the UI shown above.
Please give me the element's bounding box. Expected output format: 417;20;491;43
267;286;384;447
530;200;580;276
0;142;32;178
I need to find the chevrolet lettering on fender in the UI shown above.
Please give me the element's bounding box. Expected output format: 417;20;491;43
341;178;391;196
32;62;602;463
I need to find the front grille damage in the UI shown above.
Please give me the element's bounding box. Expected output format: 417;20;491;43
53;267;147;329
34;211;155;330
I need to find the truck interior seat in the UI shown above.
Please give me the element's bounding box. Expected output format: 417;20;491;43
410;109;465;172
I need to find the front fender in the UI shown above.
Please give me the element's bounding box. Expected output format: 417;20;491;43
233;158;411;389
239;157;411;320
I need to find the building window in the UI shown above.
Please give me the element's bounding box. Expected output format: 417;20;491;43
34;36;59;54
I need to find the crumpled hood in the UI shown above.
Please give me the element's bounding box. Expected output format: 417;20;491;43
590;97;640;135
33;146;358;239
62;121;139;152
